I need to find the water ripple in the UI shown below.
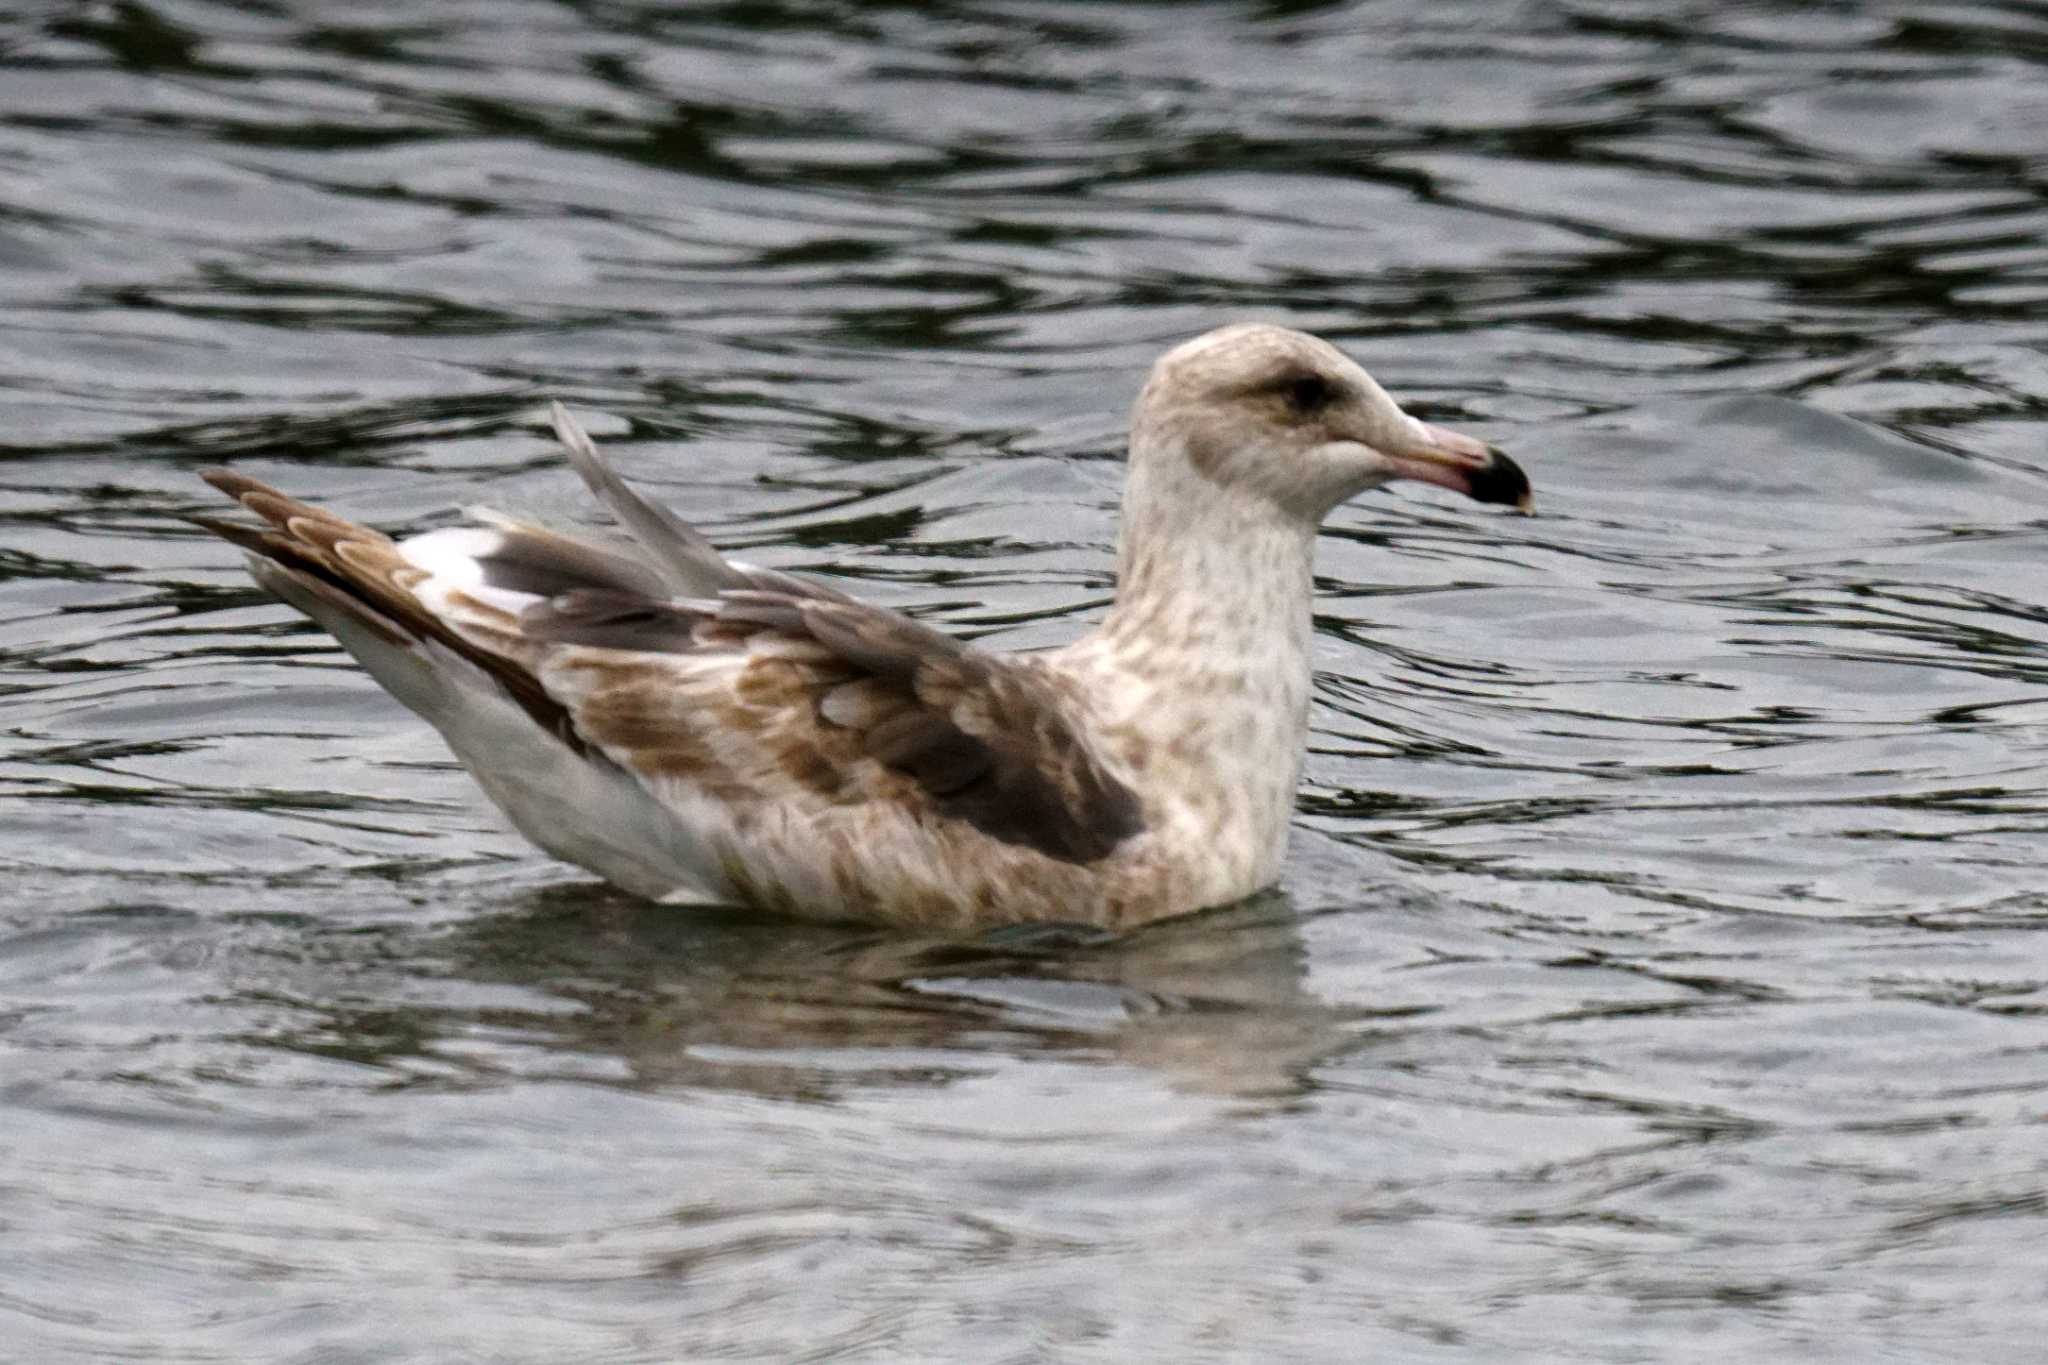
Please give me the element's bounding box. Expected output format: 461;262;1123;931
4;0;2048;1360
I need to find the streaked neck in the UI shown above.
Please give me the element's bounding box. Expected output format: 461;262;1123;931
1095;453;1320;672
1065;451;1323;891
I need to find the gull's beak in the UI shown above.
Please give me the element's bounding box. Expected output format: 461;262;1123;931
1383;421;1534;514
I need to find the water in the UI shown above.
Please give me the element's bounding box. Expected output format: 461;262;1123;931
4;0;2048;1359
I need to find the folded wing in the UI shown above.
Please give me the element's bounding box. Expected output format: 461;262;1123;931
195;409;1144;871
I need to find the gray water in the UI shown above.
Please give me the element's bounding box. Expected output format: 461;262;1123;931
5;1;2048;1360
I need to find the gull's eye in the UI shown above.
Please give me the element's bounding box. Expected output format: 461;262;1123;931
1282;372;1335;417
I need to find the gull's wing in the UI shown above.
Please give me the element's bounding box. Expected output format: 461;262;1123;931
548;401;752;598
521;581;1144;865
194;419;1144;871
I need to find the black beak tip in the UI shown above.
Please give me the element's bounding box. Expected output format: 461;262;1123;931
1468;446;1533;513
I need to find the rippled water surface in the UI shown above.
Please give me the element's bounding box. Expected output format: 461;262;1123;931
6;1;2048;1359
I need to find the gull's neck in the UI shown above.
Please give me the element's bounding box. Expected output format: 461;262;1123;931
1096;471;1318;668
1061;444;1323;894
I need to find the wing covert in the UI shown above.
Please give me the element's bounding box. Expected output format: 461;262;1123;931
526;588;1145;865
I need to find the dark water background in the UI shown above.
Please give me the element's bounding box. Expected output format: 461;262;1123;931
6;1;2048;1359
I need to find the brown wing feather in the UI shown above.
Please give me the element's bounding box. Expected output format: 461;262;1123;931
192;471;587;755
197;469;1144;867
792;599;1144;862
526;590;1145;865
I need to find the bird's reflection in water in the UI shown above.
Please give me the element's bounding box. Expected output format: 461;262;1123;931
416;886;1365;1101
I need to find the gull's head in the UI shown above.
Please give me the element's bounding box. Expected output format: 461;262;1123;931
1131;323;1531;522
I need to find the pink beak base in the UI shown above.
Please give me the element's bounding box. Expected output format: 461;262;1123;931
1385;422;1533;513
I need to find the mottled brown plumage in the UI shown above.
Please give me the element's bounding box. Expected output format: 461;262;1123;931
191;473;588;756
195;324;1530;928
525;577;1146;864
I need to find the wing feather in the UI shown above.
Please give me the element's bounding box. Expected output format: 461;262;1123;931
528;586;1144;865
196;417;1146;876
190;476;586;754
549;401;745;597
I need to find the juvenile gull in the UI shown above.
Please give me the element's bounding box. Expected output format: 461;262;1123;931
195;324;1531;929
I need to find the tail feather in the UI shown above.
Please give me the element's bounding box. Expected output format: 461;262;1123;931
192;458;744;904
191;471;586;756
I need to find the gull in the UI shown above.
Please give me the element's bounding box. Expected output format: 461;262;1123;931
195;324;1530;929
